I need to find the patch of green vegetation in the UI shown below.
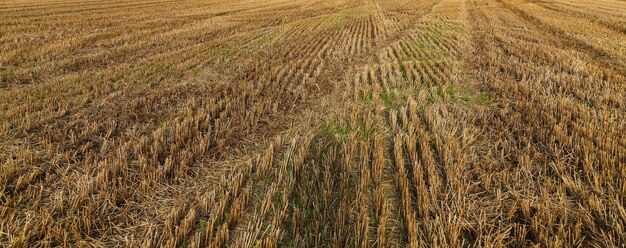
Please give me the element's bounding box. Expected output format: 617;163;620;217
379;91;396;108
445;85;472;95
273;193;284;207
322;6;373;27
212;44;236;57
429;29;444;37
427;86;445;103
191;67;201;76
429;85;493;106
467;93;492;105
426;22;464;38
258;172;277;187
417;41;426;49
414;55;428;62
379;88;407;109
440;23;464;34
259;34;276;44
321;118;352;140
398;61;408;80
250;33;278;48
223;212;230;223
128;63;183;85
290;193;313;217
362;92;373;105
198;218;206;234
321;116;375;143
30;92;45;100
409;45;447;63
358;120;370;141
323;15;348;27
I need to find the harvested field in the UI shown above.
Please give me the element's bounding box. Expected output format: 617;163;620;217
1;0;625;247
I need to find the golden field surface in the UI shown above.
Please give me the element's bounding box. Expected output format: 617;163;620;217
1;0;625;246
